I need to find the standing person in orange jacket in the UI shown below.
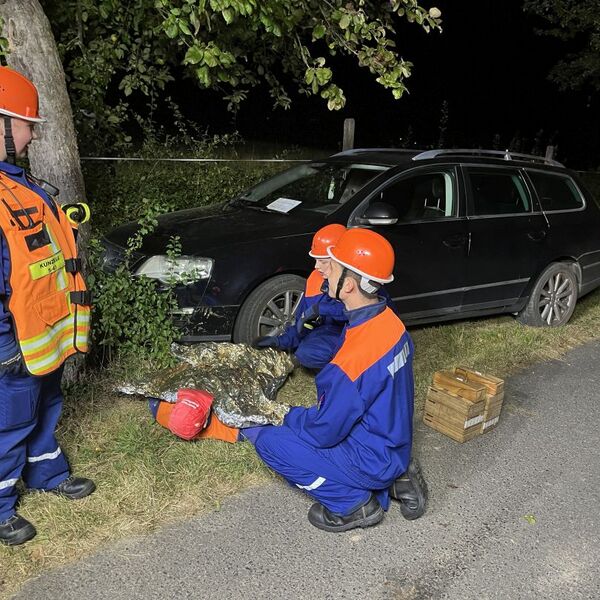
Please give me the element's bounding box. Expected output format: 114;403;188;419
0;66;95;546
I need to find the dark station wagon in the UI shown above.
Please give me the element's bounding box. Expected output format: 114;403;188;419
102;148;600;343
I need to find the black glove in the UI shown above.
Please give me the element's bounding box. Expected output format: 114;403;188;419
0;349;25;376
295;303;322;335
252;335;280;349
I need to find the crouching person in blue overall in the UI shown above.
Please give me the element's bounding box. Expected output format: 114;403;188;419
254;228;427;532
0;67;95;546
253;224;348;370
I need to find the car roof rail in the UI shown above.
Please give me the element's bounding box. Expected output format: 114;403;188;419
332;148;421;157
412;148;565;168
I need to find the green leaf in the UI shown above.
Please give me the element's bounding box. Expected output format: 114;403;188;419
316;67;332;85
204;51;218;67
165;23;178;39
339;14;351;30
178;20;192;35
196;66;211;86
313;24;326;39
222;8;234;24
184;45;204;65
523;514;537;525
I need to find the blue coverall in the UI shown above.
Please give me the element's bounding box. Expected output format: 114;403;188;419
276;271;399;371
275;270;346;370
0;162;70;522
255;299;414;516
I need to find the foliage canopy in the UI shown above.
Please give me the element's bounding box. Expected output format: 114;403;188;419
524;0;600;93
40;0;441;148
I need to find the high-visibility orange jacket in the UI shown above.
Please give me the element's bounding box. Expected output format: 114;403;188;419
0;171;90;376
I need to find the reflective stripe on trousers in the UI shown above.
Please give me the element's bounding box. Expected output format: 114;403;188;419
255;425;375;516
0;367;70;521
27;447;62;463
0;478;18;491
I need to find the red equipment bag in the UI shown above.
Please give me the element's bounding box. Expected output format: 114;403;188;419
168;389;214;440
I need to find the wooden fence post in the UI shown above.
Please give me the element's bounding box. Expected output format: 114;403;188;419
342;118;355;151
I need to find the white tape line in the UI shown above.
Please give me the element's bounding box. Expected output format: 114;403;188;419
80;157;310;163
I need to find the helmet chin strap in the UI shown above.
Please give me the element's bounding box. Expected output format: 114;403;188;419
335;267;348;301
360;277;379;294
3;117;16;164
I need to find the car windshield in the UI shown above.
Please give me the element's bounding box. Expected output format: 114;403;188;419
234;162;388;214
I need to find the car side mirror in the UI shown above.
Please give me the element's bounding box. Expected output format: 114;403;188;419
356;202;399;226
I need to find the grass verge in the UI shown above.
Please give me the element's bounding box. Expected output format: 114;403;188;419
2;289;600;597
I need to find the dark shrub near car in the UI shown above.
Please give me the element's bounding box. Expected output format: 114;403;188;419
102;149;600;342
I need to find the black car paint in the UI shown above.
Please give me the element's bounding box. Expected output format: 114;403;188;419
103;152;600;340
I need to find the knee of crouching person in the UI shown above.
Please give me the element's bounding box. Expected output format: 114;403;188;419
253;426;276;459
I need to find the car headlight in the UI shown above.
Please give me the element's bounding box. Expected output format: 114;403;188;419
135;256;214;285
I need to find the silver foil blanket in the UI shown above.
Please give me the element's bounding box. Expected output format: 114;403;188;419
116;343;295;428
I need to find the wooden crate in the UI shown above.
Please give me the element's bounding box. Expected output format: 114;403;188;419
481;391;505;433
432;370;487;403
422;386;485;443
454;367;504;396
452;367;505;434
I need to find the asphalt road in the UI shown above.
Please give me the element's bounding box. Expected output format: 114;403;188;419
16;342;600;599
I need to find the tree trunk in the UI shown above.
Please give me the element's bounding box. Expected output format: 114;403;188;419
0;0;88;380
0;0;85;206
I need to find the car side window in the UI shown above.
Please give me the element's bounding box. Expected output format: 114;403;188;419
377;171;457;222
466;169;531;216
528;171;584;211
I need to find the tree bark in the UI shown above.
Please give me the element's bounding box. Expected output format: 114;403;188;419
0;0;88;380
0;0;85;206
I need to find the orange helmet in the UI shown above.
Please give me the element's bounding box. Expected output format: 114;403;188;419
309;223;347;258
328;228;395;285
0;66;45;123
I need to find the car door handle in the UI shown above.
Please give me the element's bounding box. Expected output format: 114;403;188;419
442;234;467;249
527;230;547;242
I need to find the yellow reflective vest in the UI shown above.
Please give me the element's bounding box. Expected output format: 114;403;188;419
0;171;90;376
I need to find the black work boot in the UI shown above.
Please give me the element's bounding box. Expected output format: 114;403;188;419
0;514;37;546
50;476;96;500
307;495;383;533
389;458;428;520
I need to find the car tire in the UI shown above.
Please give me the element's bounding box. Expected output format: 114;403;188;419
517;262;578;327
233;274;306;344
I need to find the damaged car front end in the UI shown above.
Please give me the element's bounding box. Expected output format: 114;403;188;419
100;156;392;343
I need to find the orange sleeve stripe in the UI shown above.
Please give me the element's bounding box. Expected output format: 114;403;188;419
331;308;406;381
305;270;324;297
156;401;174;428
197;413;240;443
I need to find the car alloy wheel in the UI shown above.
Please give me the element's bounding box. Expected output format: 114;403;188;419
517;262;578;327
258;288;304;337
538;271;576;325
233;274;306;344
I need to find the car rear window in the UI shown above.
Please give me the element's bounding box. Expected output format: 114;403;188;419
466;169;531;216
528;171;584;211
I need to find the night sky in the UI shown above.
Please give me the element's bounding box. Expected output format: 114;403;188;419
178;1;599;169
